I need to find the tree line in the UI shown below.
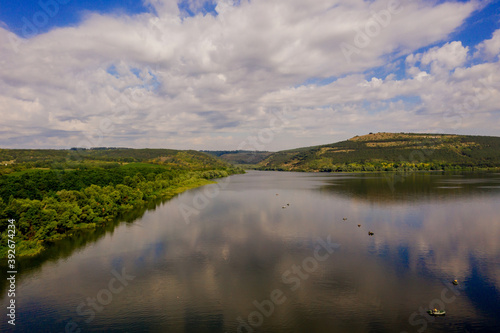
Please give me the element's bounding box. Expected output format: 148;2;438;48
0;155;243;257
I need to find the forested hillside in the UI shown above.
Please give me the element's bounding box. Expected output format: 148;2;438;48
258;133;500;172
0;148;243;257
0;148;230;175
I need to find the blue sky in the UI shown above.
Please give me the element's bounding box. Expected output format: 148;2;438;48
454;0;500;47
0;0;149;35
0;0;499;150
0;0;221;34
1;0;498;48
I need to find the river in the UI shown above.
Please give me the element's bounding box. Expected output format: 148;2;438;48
1;171;500;332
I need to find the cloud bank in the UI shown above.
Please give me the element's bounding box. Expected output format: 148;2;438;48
0;0;498;150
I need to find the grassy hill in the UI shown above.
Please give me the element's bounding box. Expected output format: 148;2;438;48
0;148;234;175
257;133;500;172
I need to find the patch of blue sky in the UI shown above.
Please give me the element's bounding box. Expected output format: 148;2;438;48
394;1;500;67
365;1;500;78
294;75;346;89
361;100;374;110
130;67;142;78
361;95;422;115
178;0;218;17
106;64;119;78
133;69;161;92
0;0;149;37
448;0;500;49
146;70;161;91
303;76;338;87
130;67;161;90
106;65;160;91
363;58;406;81
297;54;410;89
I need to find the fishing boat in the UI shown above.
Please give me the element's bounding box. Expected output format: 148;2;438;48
427;309;446;316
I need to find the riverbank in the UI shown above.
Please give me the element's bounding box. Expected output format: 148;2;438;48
1;170;240;258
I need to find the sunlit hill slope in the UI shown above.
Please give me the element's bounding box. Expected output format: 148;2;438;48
257;133;500;172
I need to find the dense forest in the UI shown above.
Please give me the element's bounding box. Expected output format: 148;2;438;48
0;148;244;257
0;147;231;175
257;133;500;172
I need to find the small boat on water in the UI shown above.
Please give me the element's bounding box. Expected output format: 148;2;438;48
368;231;374;236
427;309;446;316
452;279;458;285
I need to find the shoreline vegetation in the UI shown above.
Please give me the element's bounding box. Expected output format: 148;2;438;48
248;165;500;174
0;148;244;258
253;164;500;173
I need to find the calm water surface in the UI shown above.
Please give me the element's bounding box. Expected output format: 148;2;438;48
1;171;500;332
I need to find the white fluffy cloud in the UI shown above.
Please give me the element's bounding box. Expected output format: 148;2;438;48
0;0;497;150
420;41;469;73
475;28;500;60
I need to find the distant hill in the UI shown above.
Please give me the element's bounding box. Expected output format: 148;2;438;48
201;150;272;165
0;148;236;175
257;133;500;172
